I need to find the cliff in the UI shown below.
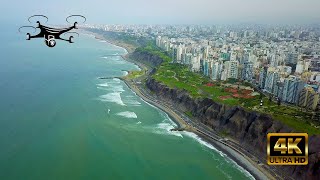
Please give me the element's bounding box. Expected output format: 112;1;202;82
128;50;164;67
146;78;320;180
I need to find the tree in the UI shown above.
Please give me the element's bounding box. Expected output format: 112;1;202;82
259;93;263;100
277;98;281;106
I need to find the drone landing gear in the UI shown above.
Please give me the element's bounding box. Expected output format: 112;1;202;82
69;36;74;43
26;33;31;40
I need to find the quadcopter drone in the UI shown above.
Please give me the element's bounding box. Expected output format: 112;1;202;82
19;15;86;47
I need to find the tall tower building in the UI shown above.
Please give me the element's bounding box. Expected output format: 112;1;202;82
156;36;161;47
282;76;305;104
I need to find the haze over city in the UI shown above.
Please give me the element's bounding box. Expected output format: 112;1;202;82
2;0;320;24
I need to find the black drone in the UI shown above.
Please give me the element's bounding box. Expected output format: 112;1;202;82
19;15;86;47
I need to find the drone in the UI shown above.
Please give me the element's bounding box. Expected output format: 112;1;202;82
19;15;86;47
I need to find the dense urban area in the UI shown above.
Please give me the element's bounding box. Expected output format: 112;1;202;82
84;24;320;134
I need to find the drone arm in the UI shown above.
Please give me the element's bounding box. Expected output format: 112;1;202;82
56;36;74;43
27;32;44;40
58;25;76;35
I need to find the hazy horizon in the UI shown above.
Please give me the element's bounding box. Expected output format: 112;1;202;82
1;0;320;25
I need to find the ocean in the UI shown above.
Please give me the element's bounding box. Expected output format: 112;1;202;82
0;25;253;180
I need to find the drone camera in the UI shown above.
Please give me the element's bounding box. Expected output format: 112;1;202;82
45;35;56;47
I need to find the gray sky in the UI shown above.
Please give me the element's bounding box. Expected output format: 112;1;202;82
1;0;320;24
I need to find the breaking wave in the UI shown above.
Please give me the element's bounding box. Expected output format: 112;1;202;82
97;82;108;87
98;92;125;106
116;111;137;118
182;132;254;180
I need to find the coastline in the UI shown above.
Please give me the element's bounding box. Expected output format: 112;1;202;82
87;30;276;180
121;77;271;180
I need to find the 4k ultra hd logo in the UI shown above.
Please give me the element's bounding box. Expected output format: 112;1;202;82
267;133;308;165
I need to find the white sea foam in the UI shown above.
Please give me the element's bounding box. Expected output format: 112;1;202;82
97;86;125;92
111;85;125;92
97;83;108;87
112;78;121;83
99;92;125;106
97;84;124;92
116;111;137;118
182;132;254;180
136;121;142;124
123;71;128;76
183;132;226;157
134;65;141;71
101;56;126;64
154;121;182;138
123;99;141;106
225;158;255;180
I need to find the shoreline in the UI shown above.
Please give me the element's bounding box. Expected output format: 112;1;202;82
121;77;270;180
89;30;276;180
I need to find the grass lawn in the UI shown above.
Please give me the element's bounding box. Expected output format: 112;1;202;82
126;70;144;79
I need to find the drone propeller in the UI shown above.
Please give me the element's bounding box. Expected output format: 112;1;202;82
28;15;48;23
66;15;86;23
18;26;37;33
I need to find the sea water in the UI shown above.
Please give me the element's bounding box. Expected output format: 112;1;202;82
0;25;253;179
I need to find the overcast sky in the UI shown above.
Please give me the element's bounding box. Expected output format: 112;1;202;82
1;0;320;24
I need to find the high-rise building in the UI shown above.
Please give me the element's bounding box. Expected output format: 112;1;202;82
306;92;319;111
225;60;239;79
298;87;320;111
264;67;277;93
286;52;299;65
184;53;192;65
298;87;309;107
191;54;201;72
220;53;230;61
176;45;183;63
172;46;177;63
211;62;220;80
203;46;211;59
203;59;210;77
156;36;161;47
259;67;268;89
282;76;305;104
242;62;254;82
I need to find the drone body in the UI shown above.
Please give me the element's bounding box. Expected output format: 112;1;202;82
19;15;86;47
